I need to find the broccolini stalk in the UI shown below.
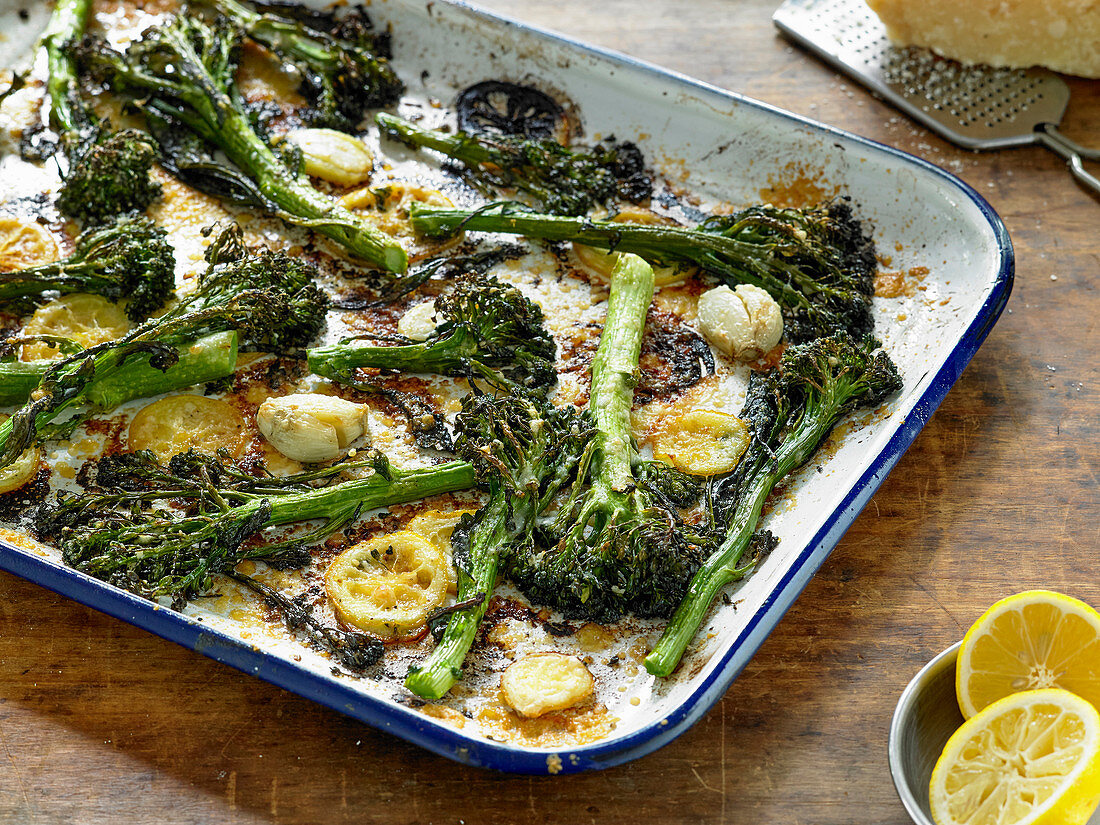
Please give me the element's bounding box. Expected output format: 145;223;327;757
207;0;404;129
36;449;475;608
39;0;163;222
0;330;237;408
41;0;91;138
0;215;175;320
378;113;650;216
0;227;326;470
505;254;706;620
643;334;903;677
405;393;593;700
79;15;407;272
409;201;877;341
309;273;557;394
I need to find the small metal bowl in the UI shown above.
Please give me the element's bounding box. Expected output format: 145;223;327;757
888;642;964;824
888;642;1100;825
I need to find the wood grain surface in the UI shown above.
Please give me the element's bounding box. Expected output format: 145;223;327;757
2;1;1098;823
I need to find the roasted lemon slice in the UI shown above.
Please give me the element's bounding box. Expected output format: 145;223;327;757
20;293;130;362
325;531;450;637
0;217;58;272
128;395;248;461
957;590;1100;718
407;507;478;594
930;688;1100;825
647;408;749;476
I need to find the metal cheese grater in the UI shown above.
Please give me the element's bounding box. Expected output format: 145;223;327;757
773;0;1100;195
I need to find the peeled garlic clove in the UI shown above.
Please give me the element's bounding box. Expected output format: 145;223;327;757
283;128;374;187
735;284;784;354
697;285;755;357
256;393;369;463
501;653;594;718
696;284;784;360
397;301;439;341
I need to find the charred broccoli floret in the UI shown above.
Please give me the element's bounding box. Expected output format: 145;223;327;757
0;214;174;320
57;130;164;224
205;0;404;129
405;392;593;700
644;333;903;677
78;13;407;271
0;225;327;471
503;253;708;621
308;273;557;394
410;200;877;341
40;0;162;221
378;113;651;216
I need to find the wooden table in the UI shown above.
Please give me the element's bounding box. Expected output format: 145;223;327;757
2;1;1097;822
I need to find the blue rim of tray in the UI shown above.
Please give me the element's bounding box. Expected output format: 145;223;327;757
0;0;1014;775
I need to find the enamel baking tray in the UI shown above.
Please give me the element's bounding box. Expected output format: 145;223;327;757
0;0;1012;773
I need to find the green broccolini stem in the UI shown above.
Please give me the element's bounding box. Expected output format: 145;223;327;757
42;0;92;136
85;330;238;408
308;340;467;381
65;459;477;601
643;380;880;677
404;497;509;700
173;100;406;272
262;460;475;527
0;362;51;406
90;17;406;272
588;253;655;493
0;331;238;408
377;112;500;168
409;204;810;313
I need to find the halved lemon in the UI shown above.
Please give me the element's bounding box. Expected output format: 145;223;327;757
957;590;1100;718
930;688;1100;825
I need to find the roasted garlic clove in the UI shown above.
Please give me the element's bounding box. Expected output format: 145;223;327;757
397;300;439;341
283;128;374;187
696;284;783;360
256;393;369;463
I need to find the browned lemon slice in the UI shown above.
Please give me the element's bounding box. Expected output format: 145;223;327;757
407;507;478;594
128;395;247;462
0;217;58;272
648;408;749;476
0;416;40;495
325;531;450;637
20;294;131;362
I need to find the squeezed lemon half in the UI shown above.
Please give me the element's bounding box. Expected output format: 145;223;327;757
956;590;1100;719
930;688;1100;825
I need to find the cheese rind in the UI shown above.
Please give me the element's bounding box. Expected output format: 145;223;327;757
865;0;1100;78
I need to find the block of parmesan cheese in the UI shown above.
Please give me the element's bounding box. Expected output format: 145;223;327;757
865;0;1100;78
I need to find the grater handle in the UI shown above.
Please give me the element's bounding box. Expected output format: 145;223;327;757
1038;125;1100;197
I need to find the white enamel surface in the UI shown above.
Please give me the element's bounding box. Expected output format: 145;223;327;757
0;0;1008;767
